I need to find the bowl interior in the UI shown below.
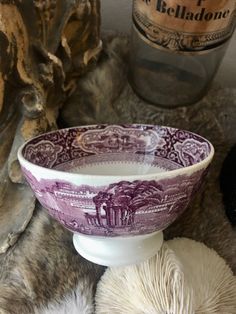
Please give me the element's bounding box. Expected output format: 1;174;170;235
21;125;212;176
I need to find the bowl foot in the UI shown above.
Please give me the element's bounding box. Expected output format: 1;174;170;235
73;231;163;267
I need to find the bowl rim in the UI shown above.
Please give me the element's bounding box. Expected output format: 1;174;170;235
17;124;215;180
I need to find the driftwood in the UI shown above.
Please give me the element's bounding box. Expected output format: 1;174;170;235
0;0;101;253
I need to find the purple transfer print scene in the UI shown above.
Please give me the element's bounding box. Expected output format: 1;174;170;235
21;125;212;237
22;168;207;236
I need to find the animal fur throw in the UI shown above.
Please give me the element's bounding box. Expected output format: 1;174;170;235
95;238;236;314
1;34;236;313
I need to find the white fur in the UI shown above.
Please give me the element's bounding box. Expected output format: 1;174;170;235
37;284;94;314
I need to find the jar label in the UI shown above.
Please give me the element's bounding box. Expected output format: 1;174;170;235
133;0;236;52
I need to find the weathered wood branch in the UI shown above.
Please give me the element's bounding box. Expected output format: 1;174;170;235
0;0;101;253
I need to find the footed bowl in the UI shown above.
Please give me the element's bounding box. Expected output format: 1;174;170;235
18;124;214;266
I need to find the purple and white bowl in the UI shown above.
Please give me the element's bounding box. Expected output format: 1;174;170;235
18;124;214;266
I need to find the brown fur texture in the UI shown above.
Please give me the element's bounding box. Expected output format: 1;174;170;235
60;33;130;127
0;35;236;313
0;204;104;313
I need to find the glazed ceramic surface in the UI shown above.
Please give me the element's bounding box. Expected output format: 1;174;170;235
18;125;214;238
